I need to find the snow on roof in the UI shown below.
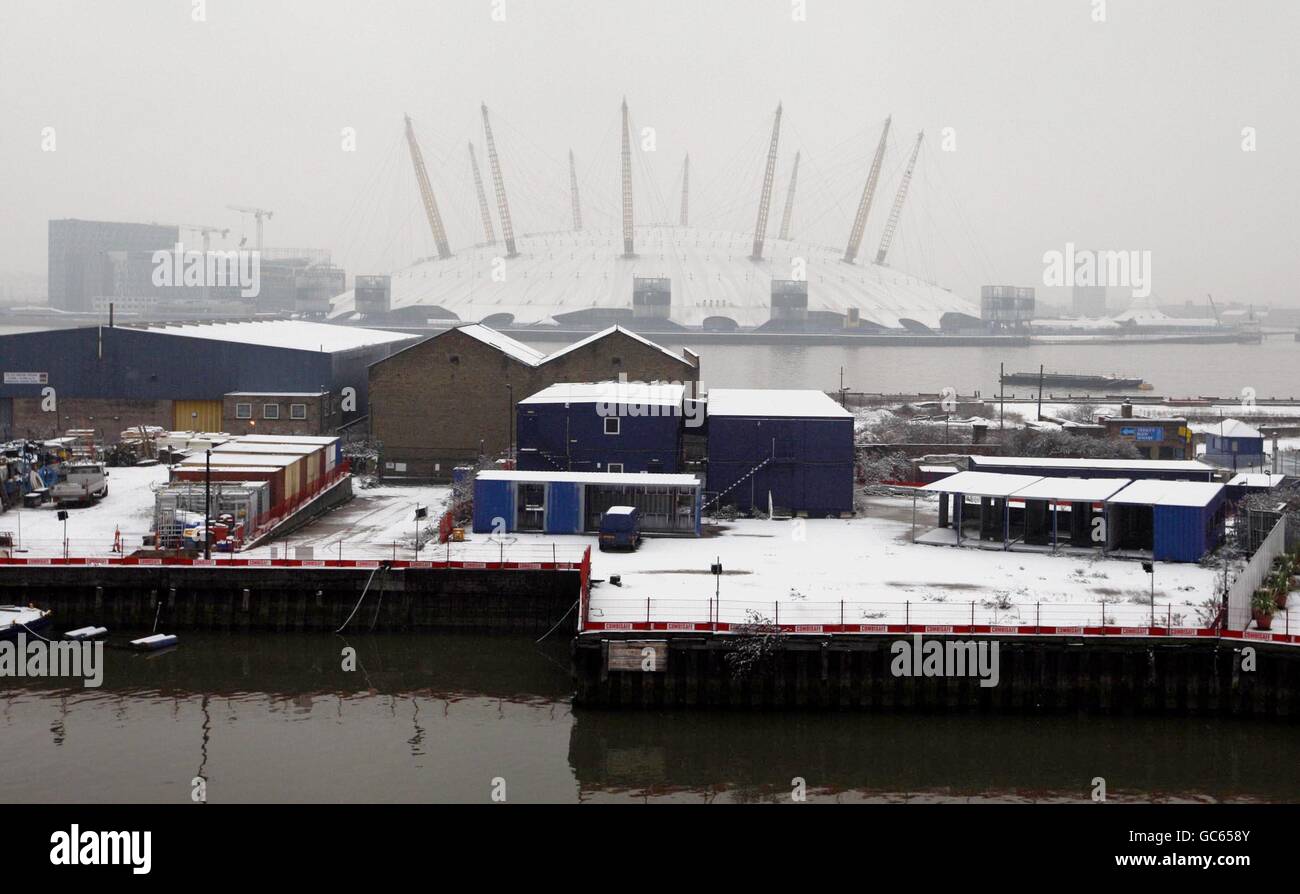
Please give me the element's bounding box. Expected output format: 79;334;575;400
478;470;700;487
921;471;1043;497
234;435;340;446
175;452;304;467
1208;418;1264;438
143;320;414;353
605;505;638;515
1227;472;1285;488
212;442;321;456
454;323;547;366
327;226;977;330
520;381;685;407
1011;477;1132;502
706;389;852;419
970;455;1214;474
1108;480;1224;508
542;325;690;365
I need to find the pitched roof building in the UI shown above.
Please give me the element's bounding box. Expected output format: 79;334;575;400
368;324;699;480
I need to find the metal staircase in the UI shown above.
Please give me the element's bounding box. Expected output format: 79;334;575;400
702;456;773;513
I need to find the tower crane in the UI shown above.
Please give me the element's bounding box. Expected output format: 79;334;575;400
226;205;274;255
179;224;231;257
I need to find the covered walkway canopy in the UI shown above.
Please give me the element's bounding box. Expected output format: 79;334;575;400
914;471;1222;561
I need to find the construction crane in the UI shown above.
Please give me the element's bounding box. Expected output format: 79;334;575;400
1207;293;1221;325
226;205;273;255
874;130;924;266
179;224;230;256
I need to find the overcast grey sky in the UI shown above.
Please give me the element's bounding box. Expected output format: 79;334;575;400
1;0;1296;306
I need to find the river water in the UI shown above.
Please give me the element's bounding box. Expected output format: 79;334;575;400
3;633;1296;803
657;336;1300;398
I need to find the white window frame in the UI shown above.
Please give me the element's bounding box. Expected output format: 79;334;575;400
290;403;307;420
607;463;624;474
235;402;253;420
604;416;620;435
263;404;280;420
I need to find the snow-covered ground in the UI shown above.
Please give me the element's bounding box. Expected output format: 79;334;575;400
6;471;1288;633
239;481;452;560
2;464;166;556
578;496;1230;629
0;464;454;561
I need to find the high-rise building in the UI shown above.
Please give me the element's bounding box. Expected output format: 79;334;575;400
48;219;179;312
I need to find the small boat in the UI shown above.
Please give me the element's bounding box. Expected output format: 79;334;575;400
64;626;108;641
1000;371;1146;390
1;605;52;641
129;633;177;651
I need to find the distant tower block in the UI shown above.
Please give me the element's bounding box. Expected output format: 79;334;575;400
770;279;808;325
620;98;635;256
469;142;496;245
481;103;518;257
843;116;891;264
778;150;800;241
751;103;783;260
632;276;671;320
569;149;583;232
404;114;452;260
680;154;690;227
875;130;924;265
354;275;392;315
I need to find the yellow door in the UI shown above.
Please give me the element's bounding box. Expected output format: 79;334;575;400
173;400;222;432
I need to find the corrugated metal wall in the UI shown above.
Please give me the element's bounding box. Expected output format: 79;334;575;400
472;479;515;533
706;416;854;515
517;401;681;473
544;482;583;534
172;400;222;432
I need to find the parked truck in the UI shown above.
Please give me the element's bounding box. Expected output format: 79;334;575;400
51;462;109;506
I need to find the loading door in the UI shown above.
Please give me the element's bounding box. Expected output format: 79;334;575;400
173;399;222;432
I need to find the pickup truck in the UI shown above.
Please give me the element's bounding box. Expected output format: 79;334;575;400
51;462;109;506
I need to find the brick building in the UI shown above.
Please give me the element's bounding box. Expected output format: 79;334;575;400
222;391;337;436
0;321;416;440
369;324;700;481
1097;404;1192;460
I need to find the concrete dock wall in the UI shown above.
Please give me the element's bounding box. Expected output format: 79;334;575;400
572;633;1300;717
1;565;581;634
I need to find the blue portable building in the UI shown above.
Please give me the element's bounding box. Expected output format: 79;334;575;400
704;389;854;517
472;470;702;535
1202;419;1267;471
1105;480;1227;562
516;382;684;474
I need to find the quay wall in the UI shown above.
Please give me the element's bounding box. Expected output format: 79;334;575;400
0;565;581;634
572;633;1300;717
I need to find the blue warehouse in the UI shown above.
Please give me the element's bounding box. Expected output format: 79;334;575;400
472;470;702;535
516;382;686;474
705;389;854;517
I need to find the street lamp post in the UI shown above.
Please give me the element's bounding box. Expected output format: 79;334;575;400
204;448;212;560
505;383;514;463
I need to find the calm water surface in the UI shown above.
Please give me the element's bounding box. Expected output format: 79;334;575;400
2;633;1296;803
529;337;1300;399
